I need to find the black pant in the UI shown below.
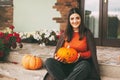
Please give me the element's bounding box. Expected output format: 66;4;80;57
45;58;91;80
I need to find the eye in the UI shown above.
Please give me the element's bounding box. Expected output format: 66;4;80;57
70;17;74;20
76;17;80;20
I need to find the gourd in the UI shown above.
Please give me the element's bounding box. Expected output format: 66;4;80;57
21;54;43;70
56;47;78;63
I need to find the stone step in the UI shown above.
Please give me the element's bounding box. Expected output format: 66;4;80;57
101;76;120;80
1;43;120;80
0;62;120;80
0;62;47;80
7;43;55;64
99;63;120;78
0;74;17;80
7;51;120;78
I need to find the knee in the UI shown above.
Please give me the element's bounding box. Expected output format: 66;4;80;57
77;61;91;69
45;58;55;65
81;61;90;66
80;61;91;71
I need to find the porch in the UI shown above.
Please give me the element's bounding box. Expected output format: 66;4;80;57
0;43;120;80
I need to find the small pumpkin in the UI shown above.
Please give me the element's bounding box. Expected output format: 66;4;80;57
21;54;43;70
56;47;78;63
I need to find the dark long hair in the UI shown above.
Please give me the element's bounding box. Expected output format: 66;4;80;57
65;7;89;42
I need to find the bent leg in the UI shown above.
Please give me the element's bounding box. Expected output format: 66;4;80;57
65;61;91;80
45;58;66;80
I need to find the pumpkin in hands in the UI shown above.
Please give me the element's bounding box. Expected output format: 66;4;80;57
56;47;79;63
21;54;43;70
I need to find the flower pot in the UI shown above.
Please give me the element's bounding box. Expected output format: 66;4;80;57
0;50;9;61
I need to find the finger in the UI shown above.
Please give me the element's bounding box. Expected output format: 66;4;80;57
78;53;80;58
58;57;64;62
54;55;64;62
58;57;62;61
54;54;59;59
55;56;62;61
54;55;56;59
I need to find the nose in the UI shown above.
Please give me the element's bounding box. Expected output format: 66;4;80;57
73;19;77;23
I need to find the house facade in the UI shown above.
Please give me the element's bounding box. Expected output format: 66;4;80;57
53;0;120;47
0;0;120;47
83;0;120;47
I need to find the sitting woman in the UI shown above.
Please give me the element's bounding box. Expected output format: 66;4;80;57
43;7;101;80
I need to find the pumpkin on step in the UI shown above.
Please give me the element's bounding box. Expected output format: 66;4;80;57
21;54;43;70
56;47;78;63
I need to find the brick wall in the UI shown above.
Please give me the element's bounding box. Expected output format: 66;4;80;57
0;0;78;31
53;0;79;32
0;0;13;29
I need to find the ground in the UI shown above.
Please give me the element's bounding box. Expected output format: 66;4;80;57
0;43;120;80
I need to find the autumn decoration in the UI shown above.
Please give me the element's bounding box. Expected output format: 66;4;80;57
21;54;43;70
56;47;78;63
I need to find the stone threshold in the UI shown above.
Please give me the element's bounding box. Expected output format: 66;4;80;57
97;46;120;65
0;74;17;80
1;43;120;79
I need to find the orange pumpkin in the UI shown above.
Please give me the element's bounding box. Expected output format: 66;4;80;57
21;54;43;70
56;47;78;63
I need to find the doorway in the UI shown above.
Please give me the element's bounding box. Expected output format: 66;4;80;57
82;0;120;47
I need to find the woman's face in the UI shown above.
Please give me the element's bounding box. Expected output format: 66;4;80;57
69;13;81;31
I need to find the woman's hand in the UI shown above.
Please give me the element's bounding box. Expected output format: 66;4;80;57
78;53;80;59
73;53;80;63
54;54;64;63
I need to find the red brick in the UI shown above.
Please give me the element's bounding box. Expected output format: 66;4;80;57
53;0;78;31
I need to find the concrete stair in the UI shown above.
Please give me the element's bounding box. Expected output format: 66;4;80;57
0;62;120;80
0;43;120;80
0;62;46;80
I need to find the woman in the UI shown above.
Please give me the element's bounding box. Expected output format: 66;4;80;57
43;7;101;80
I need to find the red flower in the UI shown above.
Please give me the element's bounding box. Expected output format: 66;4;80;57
16;37;21;43
9;25;15;30
56;34;60;39
5;34;11;41
0;25;23;61
0;32;4;38
13;32;20;38
8;33;13;37
56;31;63;39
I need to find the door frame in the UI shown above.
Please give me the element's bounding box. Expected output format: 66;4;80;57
77;0;120;47
102;0;120;47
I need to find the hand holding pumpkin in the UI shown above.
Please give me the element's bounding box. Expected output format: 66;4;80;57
74;53;80;62
54;54;65;63
55;47;79;64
